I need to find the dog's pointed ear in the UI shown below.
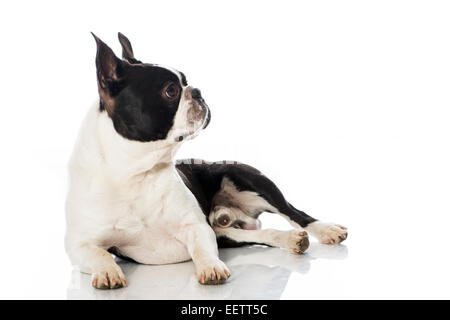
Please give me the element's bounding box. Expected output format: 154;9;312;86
92;32;123;91
118;32;141;64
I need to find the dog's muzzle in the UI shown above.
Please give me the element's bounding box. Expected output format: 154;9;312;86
190;88;211;129
174;88;211;142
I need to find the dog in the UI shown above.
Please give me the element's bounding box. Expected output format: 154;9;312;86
65;33;348;289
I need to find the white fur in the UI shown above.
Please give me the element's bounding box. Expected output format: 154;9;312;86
277;214;348;244
214;227;309;254
65;82;229;288
304;221;348;244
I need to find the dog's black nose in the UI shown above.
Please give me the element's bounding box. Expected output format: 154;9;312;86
191;88;202;100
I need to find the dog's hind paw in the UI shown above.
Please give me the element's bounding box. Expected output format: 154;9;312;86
305;221;348;244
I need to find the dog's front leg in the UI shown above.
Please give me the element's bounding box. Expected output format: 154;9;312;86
66;242;126;289
177;223;230;285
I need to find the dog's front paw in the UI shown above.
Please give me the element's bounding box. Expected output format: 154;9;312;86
284;230;310;254
195;259;230;285
306;221;348;244
92;264;127;289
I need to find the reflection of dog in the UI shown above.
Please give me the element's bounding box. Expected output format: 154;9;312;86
65;33;347;290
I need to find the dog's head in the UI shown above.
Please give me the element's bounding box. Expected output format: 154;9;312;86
92;32;210;143
209;205;262;230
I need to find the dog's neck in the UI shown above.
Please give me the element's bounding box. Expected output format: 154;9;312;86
95;108;182;182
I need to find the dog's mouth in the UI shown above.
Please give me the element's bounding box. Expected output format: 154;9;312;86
174;103;211;142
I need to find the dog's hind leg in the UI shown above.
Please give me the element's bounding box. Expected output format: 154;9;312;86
214;227;309;254
216;164;348;244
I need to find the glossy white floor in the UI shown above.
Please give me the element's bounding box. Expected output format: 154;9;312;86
67;241;349;300
64;214;450;300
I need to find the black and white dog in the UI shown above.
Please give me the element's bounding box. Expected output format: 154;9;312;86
65;33;348;289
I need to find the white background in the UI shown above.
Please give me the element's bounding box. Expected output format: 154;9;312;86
1;0;449;299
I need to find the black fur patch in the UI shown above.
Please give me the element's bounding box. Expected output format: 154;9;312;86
179;72;188;86
110;64;182;142
217;236;273;248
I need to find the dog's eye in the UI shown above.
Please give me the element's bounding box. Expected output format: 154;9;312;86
217;214;231;227
163;82;180;99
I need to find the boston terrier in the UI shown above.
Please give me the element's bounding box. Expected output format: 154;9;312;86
65;33;348;289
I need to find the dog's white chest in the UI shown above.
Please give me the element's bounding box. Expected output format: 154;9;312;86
111;205;190;264
94;173;193;264
113;216;191;265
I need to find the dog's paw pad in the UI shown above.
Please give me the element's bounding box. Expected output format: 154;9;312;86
92;267;127;290
196;259;230;285
286;230;310;254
